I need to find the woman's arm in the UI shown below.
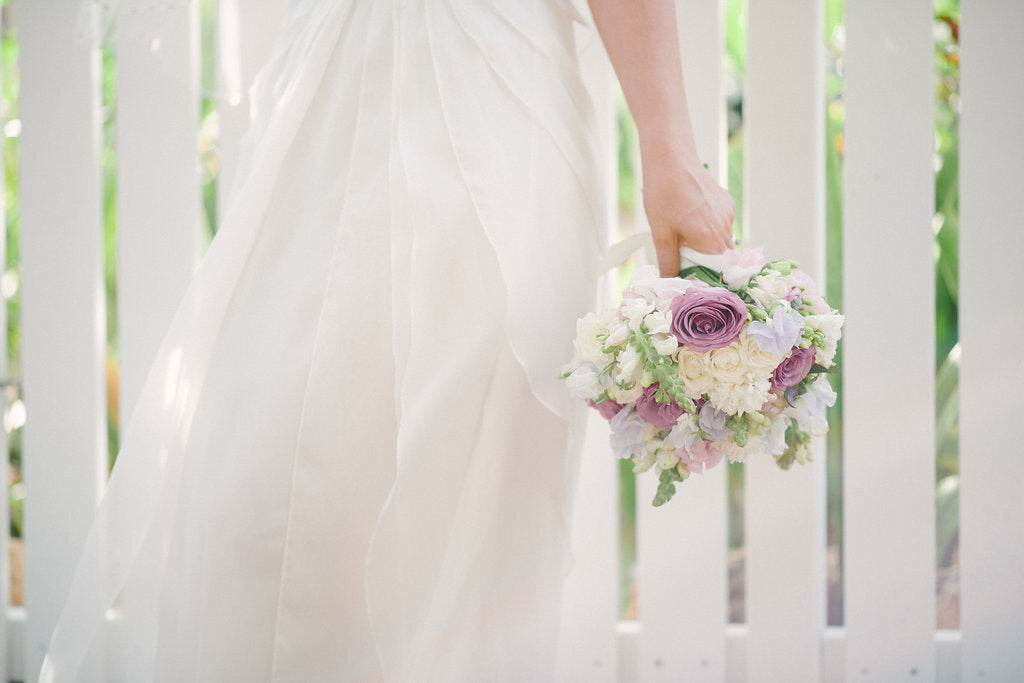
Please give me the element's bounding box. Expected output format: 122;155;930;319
587;0;735;275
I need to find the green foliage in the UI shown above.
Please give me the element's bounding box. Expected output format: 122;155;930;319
653;466;686;507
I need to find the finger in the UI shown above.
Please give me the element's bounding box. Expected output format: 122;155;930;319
654;231;680;277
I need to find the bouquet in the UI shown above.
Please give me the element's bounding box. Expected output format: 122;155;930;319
561;248;844;506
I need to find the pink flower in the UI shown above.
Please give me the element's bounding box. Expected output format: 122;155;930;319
588;398;625;420
669;283;748;352
722;248;767;288
791;270;830;313
679;440;724;474
636;383;686;430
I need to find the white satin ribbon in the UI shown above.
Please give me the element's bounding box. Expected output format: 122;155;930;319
596;231;726;276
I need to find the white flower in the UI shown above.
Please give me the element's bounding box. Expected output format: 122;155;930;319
652;333;679;356
747;272;797;309
565;363;603;401
763;415;789;456
643;310;672;335
606;320;630;347
572;312;612;365
815;340;838;369
784;375;836;435
708;341;747;384
620;297;655;332
632;449;657;473
615;345;643;386
708;377;772;416
677;347;714;396
804;312;845;367
609;382;643;404
626;265;693;304
656;446;682;471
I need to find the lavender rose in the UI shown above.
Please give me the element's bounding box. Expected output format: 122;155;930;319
669;284;749;352
588;398;625;420
772;345;816;391
636;383;686;430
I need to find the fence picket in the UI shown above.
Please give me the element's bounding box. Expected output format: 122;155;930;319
743;0;827;679
116;4;202;427
959;1;1024;679
843;0;937;679
19;3;108;679
634;2;729;680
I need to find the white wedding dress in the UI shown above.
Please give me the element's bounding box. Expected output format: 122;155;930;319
42;0;602;681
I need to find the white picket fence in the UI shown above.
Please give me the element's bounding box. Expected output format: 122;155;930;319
8;0;1024;681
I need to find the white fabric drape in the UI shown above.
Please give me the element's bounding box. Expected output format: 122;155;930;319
42;1;602;680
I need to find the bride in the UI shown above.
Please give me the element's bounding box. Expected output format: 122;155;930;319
42;0;733;680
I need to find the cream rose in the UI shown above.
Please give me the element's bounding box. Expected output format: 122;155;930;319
741;330;785;379
708;341;747;384
677;347;714;396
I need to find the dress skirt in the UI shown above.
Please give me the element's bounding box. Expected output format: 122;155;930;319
41;1;602;680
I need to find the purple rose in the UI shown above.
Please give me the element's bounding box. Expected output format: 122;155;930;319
772;345;816;391
588;398;625;420
635;383;686;430
669;283;748;352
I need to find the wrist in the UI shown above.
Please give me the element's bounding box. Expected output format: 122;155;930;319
639;136;702;179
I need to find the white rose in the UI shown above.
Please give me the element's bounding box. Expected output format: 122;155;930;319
741;329;785;379
708;342;747;384
678;347;714;396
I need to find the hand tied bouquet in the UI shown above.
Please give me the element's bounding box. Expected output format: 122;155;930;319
561;248;844;506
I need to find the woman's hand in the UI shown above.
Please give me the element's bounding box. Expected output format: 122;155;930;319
586;0;736;275
641;149;736;276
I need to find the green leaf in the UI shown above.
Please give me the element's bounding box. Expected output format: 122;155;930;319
678;265;725;287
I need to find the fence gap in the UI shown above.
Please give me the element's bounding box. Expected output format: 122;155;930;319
824;0;845;629
932;1;961;633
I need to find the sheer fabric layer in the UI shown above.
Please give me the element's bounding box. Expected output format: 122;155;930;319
41;1;600;680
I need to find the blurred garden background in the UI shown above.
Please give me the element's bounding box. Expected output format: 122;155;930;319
0;0;961;631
